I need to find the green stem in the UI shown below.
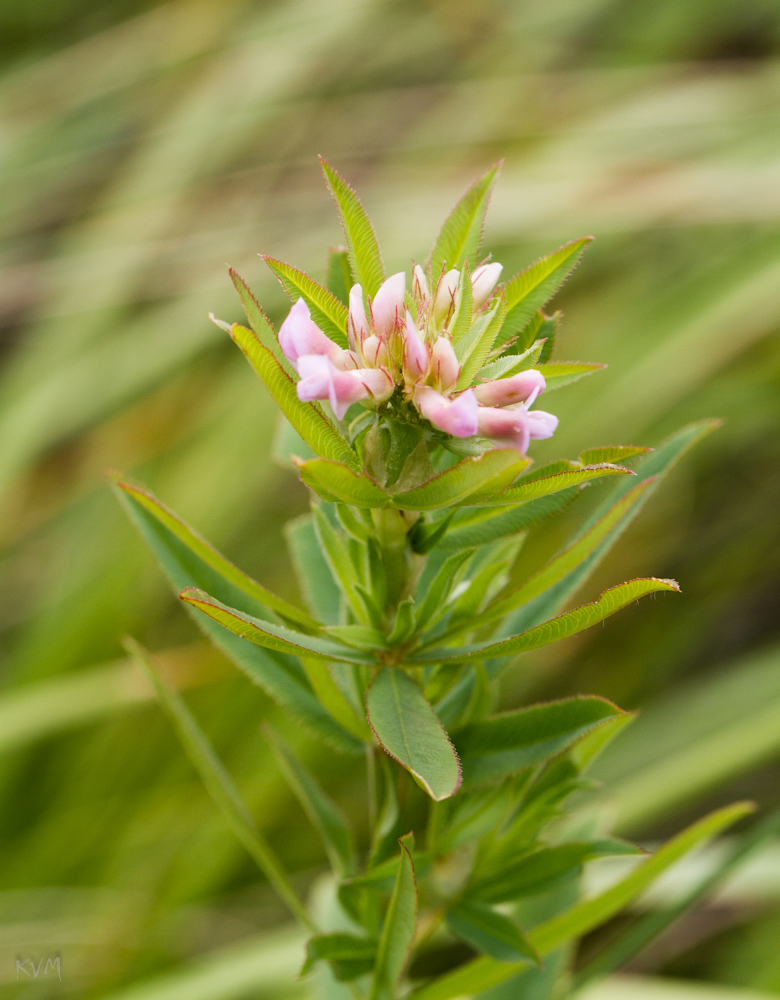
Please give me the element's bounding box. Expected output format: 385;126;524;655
366;742;377;840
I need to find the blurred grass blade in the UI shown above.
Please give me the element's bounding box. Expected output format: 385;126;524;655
370;833;417;1000
265;724;356;877
123;638;315;932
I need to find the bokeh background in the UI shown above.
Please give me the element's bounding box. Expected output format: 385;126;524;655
1;0;780;996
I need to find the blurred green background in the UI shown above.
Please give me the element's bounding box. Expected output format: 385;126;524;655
1;0;779;996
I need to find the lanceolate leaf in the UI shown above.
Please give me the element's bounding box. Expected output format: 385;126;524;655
230;322;359;470
457;294;508;390
112;478;317;630
413;579;680;665
429;162;502;279
284;514;341;626
113;481;360;754
535;361;605;390
407;803;753;1000
497;237;592;345
477;340;544;381
392;450;529;511
265;725;356;877
475;464;633;507
229;269;295;376
446;901;540;965
477;480;655;629
321;158;385;296
580;445;650;465
371;834;418;1000
440;489;578;550
296;458;390;508
181;588;376;665
327;246;353;305
262;256;349;346
500;420;720;637
367;668;461;801
454;696;624;788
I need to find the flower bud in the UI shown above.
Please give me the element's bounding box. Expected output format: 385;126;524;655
371;272;406;338
414;386;478;438
471;262;503;308
347;284;369;350
402;311;429;381
412;264;430;302
474;369;545;408
430;336;460;391
433;269;460;324
279;299;343;369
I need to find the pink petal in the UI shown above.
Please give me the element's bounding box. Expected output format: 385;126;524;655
471;262;503;308
430;336;460;391
402;311;429;381
474;369;546;407
433;268;460;323
526;409;558;440
279;299;342;368
415;386;478;438
297;355;371;419
348;284;370;350
371;272;406;338
476;406;531;454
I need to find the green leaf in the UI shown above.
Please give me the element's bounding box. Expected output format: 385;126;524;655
413;549;473;632
262;256;349;347
536;311;559;362
440;489;577;551
446;901;540;965
230;322;359;469
299;657;373;745
112;477;317;630
312;507;372;625
284;514;341;626
448;262;474;346
324;625;387;651
454;696;624;788
502;420;720;637
180;588;375;665
413;579;680;665
476;340;544;381
367;668;461;801
407;803;753;1000
469;842;626;904
301;932;377;981
370;834;418;1000
429;162;501;279
228;268;295;376
327;245;353;305
535;361;605;390
392;450;529;511
498;237;592;345
570;711;637;773
580;445;651;465
474;464;633;507
456;294;508;390
320;158;385;297
113;482;359;754
477;480;655;630
297;458;391;508
123;639;314;931
388;598;416;646
265;725;356;877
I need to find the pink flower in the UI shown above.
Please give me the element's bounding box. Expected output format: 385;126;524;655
474;369;546;408
430;337;460;391
370;272;406;338
477;405;558;453
415;386;478;438
347;284;370;351
297;355;393;420
362;334;388;368
433;269;460;323
279;299;343;369
402;312;429;381
412;264;429;302
471;262;503;308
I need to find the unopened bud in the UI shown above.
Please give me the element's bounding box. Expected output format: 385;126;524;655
433;269;460;324
402;311;429;381
371;272;406;338
412;264;430;302
430;336;460;391
471;262;503;308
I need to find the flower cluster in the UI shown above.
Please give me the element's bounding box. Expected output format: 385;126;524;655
278;263;558;455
